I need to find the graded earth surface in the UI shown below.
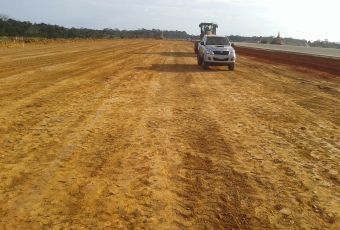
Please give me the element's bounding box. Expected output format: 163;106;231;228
0;40;339;229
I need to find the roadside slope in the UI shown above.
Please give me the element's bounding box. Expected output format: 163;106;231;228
235;45;340;76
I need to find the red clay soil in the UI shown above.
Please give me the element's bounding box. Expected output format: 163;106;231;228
235;46;340;76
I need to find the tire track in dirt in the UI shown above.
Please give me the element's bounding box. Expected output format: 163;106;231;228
119;43;267;228
0;42;154;107
0;42;156;124
46;46;168;228
158;46;266;229
192;50;339;228
0;41;145;78
139;43;339;228
0;42;160;178
0;41;169;228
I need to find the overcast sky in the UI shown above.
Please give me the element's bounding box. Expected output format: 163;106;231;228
1;0;339;41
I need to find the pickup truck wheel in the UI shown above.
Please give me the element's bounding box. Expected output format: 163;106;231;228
202;56;209;70
202;61;209;70
194;42;199;54
228;63;235;71
197;55;202;66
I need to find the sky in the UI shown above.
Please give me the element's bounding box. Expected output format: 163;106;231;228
1;0;339;42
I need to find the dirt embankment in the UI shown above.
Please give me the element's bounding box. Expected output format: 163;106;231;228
0;40;339;229
235;45;340;76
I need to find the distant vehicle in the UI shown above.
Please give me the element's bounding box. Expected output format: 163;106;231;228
194;22;218;53
197;35;236;70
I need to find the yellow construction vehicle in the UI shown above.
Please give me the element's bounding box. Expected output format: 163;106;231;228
194;22;218;53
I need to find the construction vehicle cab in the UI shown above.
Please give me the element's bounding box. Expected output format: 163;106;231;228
194;22;218;53
199;23;218;39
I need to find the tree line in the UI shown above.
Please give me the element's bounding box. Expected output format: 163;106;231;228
0;15;190;40
228;35;340;49
1;15;339;49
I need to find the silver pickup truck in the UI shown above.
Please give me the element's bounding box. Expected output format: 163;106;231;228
197;35;236;70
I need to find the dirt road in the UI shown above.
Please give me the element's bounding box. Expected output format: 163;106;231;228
0;40;339;229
